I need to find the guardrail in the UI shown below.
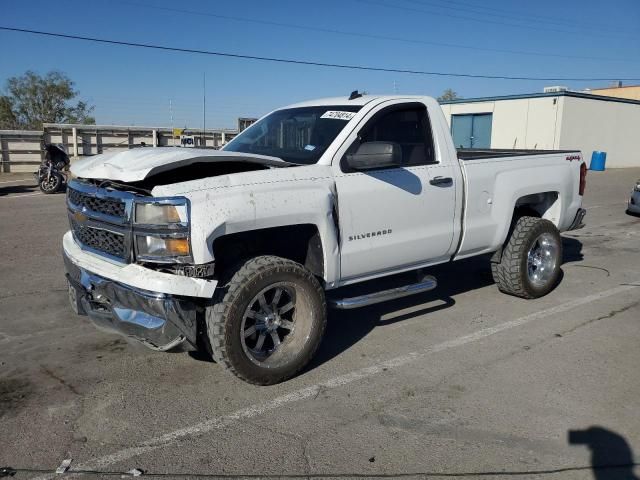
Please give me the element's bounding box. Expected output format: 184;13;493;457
0;122;249;173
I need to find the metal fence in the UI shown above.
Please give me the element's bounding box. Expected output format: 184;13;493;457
0;120;255;173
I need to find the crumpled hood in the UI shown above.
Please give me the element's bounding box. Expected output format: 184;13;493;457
70;147;289;182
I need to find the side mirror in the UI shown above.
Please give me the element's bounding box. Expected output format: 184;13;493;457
346;142;402;170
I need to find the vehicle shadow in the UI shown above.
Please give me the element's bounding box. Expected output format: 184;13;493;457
569;426;640;479
562;236;584;263
0;184;38;196
306;254;495;372
190;241;585;369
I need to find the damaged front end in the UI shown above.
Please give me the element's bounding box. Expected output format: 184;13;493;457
64;252;200;351
63;176;213;351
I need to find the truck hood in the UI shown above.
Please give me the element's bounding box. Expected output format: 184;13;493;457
70;147;291;183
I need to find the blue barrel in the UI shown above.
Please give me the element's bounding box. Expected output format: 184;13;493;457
590;151;607;171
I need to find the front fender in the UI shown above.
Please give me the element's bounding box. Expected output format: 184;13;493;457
181;166;340;285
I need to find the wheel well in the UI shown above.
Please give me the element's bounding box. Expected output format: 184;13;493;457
212;224;324;279
514;191;560;223
493;192;560;264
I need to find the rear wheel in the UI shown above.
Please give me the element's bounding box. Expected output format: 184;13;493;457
206;255;326;385
491;216;562;299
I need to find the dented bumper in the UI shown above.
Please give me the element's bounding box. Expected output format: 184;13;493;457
62;231;214;351
64;251;200;351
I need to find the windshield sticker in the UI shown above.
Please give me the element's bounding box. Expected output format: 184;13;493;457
320;110;356;121
304;145;316;151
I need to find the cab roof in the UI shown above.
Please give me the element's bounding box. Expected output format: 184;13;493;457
283;95;432;109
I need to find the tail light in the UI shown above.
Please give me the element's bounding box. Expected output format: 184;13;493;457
579;162;587;196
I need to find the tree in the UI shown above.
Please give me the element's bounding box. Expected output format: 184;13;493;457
0;96;17;129
0;71;95;130
437;89;460;102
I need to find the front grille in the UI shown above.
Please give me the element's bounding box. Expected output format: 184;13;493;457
68;187;126;218
71;218;127;259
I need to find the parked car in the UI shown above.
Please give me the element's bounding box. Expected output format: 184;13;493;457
62;94;587;385
627;179;640;215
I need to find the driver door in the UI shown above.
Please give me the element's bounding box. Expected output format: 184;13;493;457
334;101;457;281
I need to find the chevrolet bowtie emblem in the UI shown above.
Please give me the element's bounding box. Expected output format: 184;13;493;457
73;211;88;222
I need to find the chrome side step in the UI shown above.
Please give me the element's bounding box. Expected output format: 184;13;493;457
329;275;437;310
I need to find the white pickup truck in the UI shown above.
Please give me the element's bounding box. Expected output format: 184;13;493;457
63;93;587;384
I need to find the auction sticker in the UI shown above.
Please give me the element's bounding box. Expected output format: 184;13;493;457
321;111;356;120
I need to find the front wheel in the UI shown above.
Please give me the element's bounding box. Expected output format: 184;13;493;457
491;216;563;299
39;172;62;193
206;255;327;385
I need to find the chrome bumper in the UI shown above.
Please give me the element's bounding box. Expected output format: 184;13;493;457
628;191;640;214
64;251;199;351
568;208;586;231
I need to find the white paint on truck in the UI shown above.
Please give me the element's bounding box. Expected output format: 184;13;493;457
69;94;584;291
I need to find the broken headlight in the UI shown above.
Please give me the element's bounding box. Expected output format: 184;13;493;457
136;235;190;259
133;197;191;263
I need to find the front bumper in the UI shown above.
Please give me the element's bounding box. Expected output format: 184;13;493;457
628;191;640;214
63;235;210;351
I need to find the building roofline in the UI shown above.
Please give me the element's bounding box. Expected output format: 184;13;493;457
440;90;640;106
589;85;640;90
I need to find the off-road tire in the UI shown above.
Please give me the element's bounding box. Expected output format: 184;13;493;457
491;216;562;299
206;255;326;385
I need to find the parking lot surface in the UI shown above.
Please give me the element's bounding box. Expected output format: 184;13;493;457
1;169;639;479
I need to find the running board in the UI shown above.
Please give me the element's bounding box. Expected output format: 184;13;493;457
328;275;437;310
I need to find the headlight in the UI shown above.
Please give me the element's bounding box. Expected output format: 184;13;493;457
136;235;190;259
634;181;640;192
133;198;190;262
135;203;188;225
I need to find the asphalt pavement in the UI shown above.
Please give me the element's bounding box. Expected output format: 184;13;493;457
1;169;639;479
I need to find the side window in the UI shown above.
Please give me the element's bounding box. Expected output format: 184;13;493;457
343;104;435;169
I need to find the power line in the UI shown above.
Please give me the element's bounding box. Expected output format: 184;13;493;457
116;0;628;62
358;0;637;40
403;0;623;32
1;26;639;82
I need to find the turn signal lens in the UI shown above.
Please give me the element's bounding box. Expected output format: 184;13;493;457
136;235;190;258
165;238;190;256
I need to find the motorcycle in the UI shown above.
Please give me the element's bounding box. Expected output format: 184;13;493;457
35;144;70;194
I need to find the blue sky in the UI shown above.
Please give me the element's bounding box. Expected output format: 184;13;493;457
2;0;639;129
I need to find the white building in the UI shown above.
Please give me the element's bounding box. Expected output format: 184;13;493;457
440;91;640;168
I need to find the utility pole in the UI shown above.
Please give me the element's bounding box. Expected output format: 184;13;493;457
169;99;174;146
202;72;206;147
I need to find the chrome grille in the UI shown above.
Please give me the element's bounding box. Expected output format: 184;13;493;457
70;218;127;259
68;187;126;218
66;179;191;264
67;180;135;262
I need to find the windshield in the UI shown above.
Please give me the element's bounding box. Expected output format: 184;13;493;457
223;105;362;165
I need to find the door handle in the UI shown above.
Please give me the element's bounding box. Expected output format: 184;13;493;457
429;176;453;186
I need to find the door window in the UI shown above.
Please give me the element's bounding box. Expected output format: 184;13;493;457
343;104;435;169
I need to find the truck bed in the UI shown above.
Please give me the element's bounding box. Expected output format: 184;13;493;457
458;148;580;160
